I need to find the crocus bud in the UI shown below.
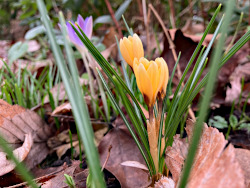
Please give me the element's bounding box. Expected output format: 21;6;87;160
133;57;168;107
119;34;144;67
155;58;169;99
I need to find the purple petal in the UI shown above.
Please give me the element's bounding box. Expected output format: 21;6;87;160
77;14;85;30
66;22;83;47
83;16;93;38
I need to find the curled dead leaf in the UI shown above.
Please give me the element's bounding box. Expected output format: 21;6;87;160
121;160;149;172
0;100;55;176
52;102;72;115
0;134;32;176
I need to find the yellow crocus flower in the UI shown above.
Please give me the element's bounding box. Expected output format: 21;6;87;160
119;34;144;67
155;57;169;99
133;57;168;107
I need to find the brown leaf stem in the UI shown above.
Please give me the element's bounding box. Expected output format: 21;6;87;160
101;145;112;171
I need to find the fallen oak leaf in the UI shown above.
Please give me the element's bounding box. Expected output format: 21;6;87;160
235;148;250;187
0;100;55;176
165;135;188;183
98;117;150;188
165;119;245;188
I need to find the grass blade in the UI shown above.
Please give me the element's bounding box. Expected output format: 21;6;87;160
36;1;105;186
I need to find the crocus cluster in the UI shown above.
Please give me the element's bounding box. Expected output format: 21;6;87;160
120;34;169;172
120;34;169;108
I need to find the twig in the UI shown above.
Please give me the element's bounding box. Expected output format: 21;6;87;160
148;4;196;121
142;0;150;56
104;0;123;38
168;0;176;28
177;0;198;19
7;168;64;188
200;1;206;31
188;0;194;18
101;145;112;171
137;0;143;17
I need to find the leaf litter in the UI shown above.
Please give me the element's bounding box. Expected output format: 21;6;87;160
0;99;55;176
98;116;150;188
165;119;246;188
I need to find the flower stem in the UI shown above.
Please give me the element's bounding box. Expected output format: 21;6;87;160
148;106;159;172
81;50;97;118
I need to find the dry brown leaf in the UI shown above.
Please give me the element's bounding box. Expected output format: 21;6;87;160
161;29;210;90
121;160;149;171
0;100;55;175
182;19;205;35
14;59;52;74
52;102;72;115
27;161;88;188
153;176;175;188
54;141;79;159
102;27;118;58
38;161;79;188
0;40;10;59
235;148;250;187
48;125;107;159
168;29;213;47
98;117;150;188
225;62;250;104
44;78;88;103
165;119;245;188
165;135;188;183
27;40;40;52
0;134;32;176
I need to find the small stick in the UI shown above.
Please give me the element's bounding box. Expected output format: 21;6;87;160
188;0;194;18
177;0;197;18
168;0;176;28
148;4;196;121
7;168;64;188
101;145;112;171
142;0;150;56
104;0;123;39
137;0;143;17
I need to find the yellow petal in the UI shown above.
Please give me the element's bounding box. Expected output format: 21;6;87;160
155;58;165;91
133;34;144;60
137;63;153;106
120;38;133;66
139;57;150;70
133;58;143;93
155;58;169;95
128;35;133;42
123;38;134;59
147;61;160;96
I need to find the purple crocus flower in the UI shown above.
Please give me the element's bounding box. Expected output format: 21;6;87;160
66;15;93;50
